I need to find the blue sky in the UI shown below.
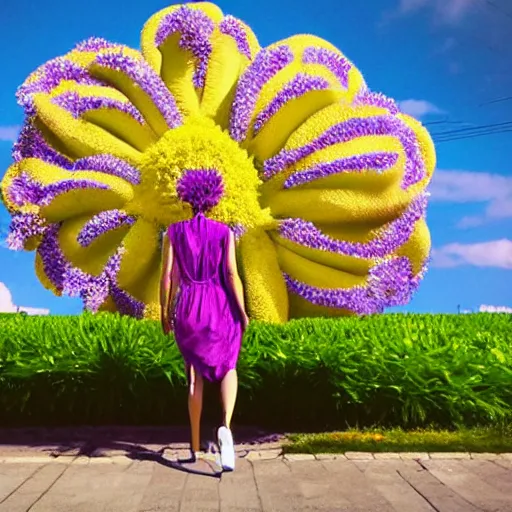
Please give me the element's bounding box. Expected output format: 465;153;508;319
0;0;511;315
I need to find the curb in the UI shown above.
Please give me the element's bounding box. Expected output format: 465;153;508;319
1;452;511;464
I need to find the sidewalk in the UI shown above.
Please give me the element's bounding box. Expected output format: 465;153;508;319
0;427;511;511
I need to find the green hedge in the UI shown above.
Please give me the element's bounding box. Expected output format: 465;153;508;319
0;313;511;429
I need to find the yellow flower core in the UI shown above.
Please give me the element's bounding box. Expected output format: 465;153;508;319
127;116;273;230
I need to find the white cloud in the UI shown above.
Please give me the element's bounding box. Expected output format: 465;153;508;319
399;99;443;119
0;282;16;312
0;125;20;142
479;304;512;313
431;239;512;269
397;0;474;23
0;281;49;315
429;170;512;227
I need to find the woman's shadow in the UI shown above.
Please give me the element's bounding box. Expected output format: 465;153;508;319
128;444;223;478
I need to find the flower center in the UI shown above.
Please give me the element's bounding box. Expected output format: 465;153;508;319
127;117;272;230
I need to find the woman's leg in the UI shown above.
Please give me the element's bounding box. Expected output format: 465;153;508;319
220;369;238;429
218;369;238;470
188;365;204;453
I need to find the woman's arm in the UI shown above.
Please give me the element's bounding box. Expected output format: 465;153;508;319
159;233;174;333
226;231;249;327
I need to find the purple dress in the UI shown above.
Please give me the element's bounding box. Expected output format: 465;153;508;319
168;213;243;383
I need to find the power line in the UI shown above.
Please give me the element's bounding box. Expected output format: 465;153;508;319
431;120;512;136
481;0;512;21
434;129;512;143
479;95;512;106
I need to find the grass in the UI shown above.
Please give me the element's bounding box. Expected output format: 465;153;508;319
0;312;511;428
285;425;512;454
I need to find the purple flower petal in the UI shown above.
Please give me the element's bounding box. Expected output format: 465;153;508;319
353;90;400;114
7;172;109;207
73;155;141;185
94;52;182;129
38;225;138;314
279;193;428;259
111;285;145;318
12;120;73;168
284;256;425;315
264;115;425;188
6;213;47;251
77;210;136;247
80;276;110;311
302;47;352;89
16;58;100;115
283;152;399;188
52;91;144;124
177;169;224;213
229;45;294;143
38;224;68;290
219;15;253;59
74;37;119;53
230;223;246;240
155;5;215;89
253;74;330;135
7;173;46;206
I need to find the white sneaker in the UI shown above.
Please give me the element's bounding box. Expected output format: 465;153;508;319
217;426;235;471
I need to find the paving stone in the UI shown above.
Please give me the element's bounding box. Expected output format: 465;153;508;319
373;452;402;460
252;458;307;511
180;466;220;512
245;451;261;461
30;459;153;512
344;451;375;460
495;458;512;471
470;452;502;460
314;453;346;460
288;458;354;510
0;462;44;503
111;455;134;465
399;452;429;460
283;453;315;462
257;449;282;460
421;458;512;511
1;456;56;464
355;459;436;512
460;459;512;496
321;458;395;511
71;457;90;466
219;458;261;511
88;456;116;464
0;462;68;512
397;460;480;512
429;452;470;459
137;461;187;512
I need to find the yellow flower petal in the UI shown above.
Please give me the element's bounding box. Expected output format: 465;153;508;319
59;214;131;276
395;217;431;275
50;82;158;152
32;94;142;166
244;35;366;161
266;187;411;224
201;29;250;125
11;158;134;223
116;218;160;293
238;229;289;323
140;3;223;117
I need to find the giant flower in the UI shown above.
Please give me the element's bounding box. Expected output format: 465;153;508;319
0;2;435;322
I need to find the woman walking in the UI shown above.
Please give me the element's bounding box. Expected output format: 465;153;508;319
159;170;249;472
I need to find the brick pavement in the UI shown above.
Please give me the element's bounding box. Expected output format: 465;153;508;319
0;427;511;511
